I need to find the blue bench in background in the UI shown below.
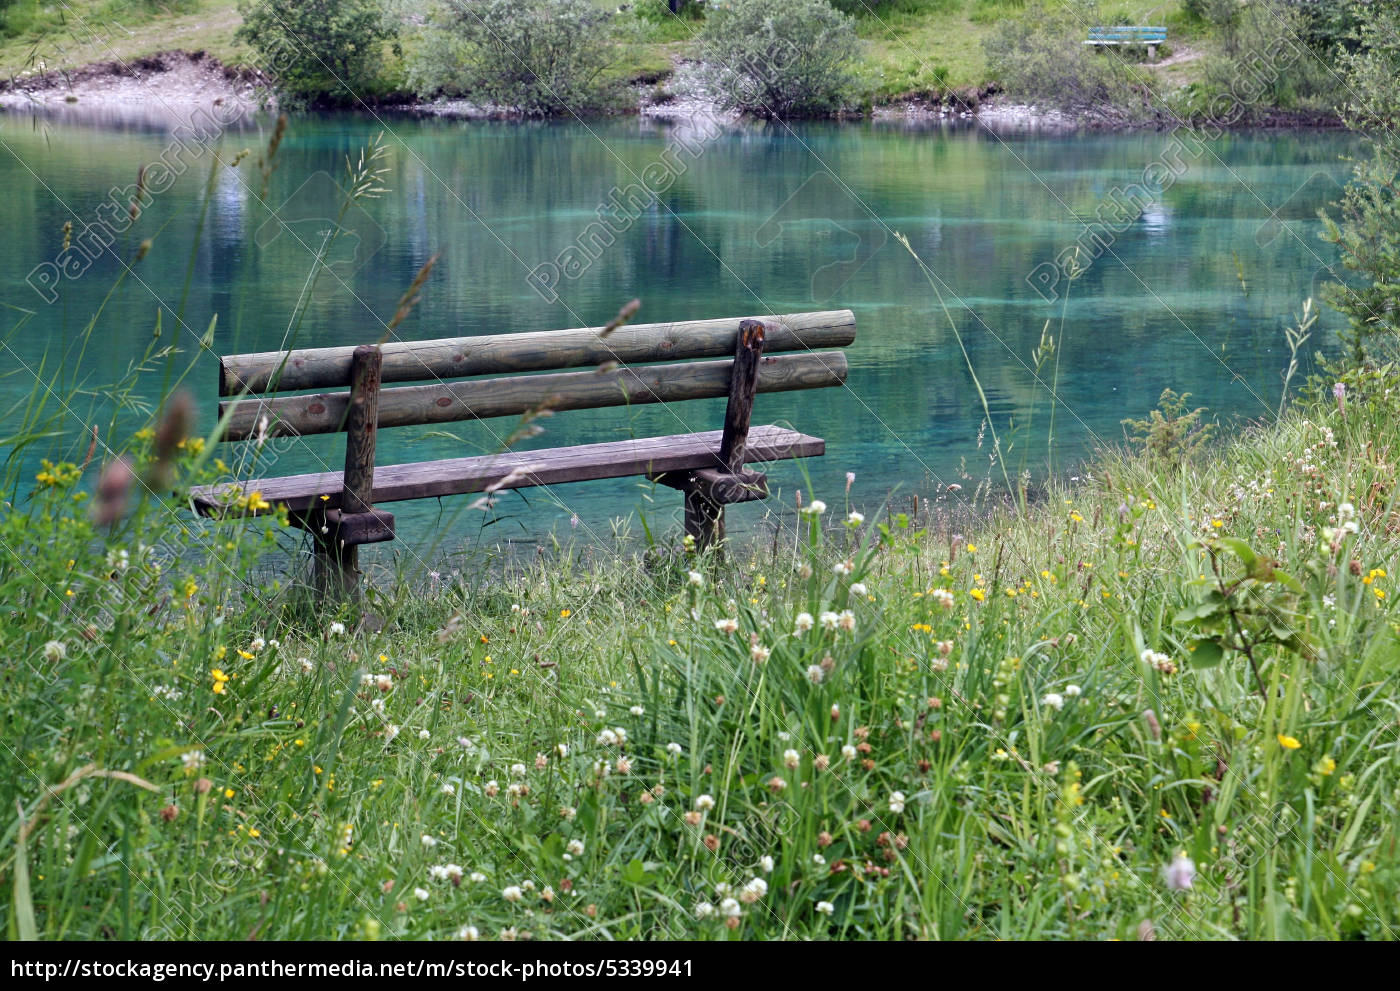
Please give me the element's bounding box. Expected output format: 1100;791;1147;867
1085;25;1167;61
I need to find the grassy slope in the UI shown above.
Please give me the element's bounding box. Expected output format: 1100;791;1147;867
0;0;246;76
4;354;1398;938
0;0;1204;103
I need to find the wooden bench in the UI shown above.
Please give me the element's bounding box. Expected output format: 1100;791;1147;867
1084;25;1167;60
191;310;856;593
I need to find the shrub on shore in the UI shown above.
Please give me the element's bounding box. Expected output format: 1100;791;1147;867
405;0;624;115
696;0;861;118
235;0;397;106
982;1;1143;117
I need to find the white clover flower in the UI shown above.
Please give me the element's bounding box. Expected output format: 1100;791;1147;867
298;657;313;674
441;783;456;797
1064;684;1082;697
783;748;801;770
850;582;868;597
629;705;644;716
510;763;527;779
1041;692;1065;711
740;877;768;902
249;637;266;653
414;887;430;901
801;500;827;516
484;780;500;797
694;901;715;919
418;729;431;741
687;570;704;588
812;854;826;866
837;609;855;633
932;588;955;609
846;511;864;527
841;744;857;761
502;885;523;903
566;839;585;857
181;750;205;772
1165;853;1196;891
819;611;839;631
666;742;683;756
833;560;852;577
714;617;739;635
760;855;774;874
470;871;487;883
794;612;815;634
328;621;346;636
750;643;771;664
816;900;835;915
806;664;825;684
421;834;438;848
596;728;619;746
458;925;480;940
616;756;631;774
385;724;400;742
428;864;454;882
889;791;907;814
719;897;742;918
694;794;716;811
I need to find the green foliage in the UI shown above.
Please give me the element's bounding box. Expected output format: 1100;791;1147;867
1195;0;1334;113
1121;389;1215;471
696;0;861;118
1173;535;1311;694
981;1;1143;116
405;0;623;115
235;0;396;106
1320;1;1400;365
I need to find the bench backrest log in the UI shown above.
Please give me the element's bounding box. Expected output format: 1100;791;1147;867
217;310;854;440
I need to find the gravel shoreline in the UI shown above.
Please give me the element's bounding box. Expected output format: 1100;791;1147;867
0;48;1343;133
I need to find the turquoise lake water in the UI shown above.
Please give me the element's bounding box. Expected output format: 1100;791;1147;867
0;110;1361;563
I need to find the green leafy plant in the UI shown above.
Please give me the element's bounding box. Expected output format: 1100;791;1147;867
236;0;397;106
405;0;623;115
1121;389;1215;472
696;0;861;118
1174;535;1312;695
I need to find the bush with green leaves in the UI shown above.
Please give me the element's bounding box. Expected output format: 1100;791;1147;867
982;2;1142;117
236;0;397;106
1193;0;1334;115
405;0;623;116
1121;389;1215;473
696;0;861;118
1321;0;1400;365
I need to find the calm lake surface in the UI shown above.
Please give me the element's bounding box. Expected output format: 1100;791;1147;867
0;111;1361;562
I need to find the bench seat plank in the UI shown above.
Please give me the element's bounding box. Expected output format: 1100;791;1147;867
191;424;822;518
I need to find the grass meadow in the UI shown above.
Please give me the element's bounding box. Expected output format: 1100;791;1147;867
4;333;1398;938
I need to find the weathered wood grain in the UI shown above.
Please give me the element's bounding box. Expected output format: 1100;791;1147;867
686;319;766;549
218;352;848;441
219;310;856;395
191;425;822;517
341;346;382;517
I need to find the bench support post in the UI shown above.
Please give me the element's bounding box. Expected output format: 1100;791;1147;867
312;345;384;597
685;319;765;552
